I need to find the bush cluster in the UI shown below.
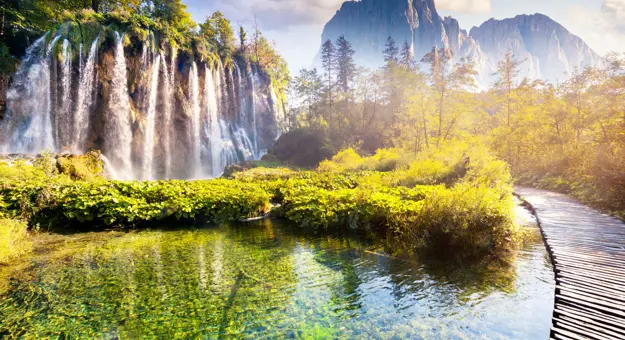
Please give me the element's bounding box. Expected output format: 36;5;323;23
0;162;270;229
0;144;517;255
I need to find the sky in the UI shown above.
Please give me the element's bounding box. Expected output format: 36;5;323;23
182;0;625;74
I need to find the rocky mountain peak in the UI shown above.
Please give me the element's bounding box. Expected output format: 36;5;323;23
315;0;601;89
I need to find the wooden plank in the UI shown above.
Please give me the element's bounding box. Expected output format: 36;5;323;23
554;317;616;340
557;276;625;296
554;308;625;338
516;186;625;340
556;302;625;329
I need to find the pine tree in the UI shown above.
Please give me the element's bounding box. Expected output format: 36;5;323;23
383;36;399;65
238;25;247;52
399;40;415;70
335;36;356;93
321;39;336;122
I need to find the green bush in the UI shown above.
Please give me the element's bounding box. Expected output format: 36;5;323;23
0;144;518;255
0;219;31;264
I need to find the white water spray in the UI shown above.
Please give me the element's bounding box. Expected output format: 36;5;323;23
105;32;134;179
73;37;99;152
143;55;161;180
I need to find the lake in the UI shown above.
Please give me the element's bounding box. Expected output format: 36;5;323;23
0;208;553;339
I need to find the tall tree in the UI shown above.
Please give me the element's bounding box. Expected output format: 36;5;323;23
421;47;476;146
200;11;233;59
383;36;398;65
399;40;415;70
493;51;523;163
335;36;355;93
321;39;336;122
238;25;247;52
335;35;356;127
150;0;195;32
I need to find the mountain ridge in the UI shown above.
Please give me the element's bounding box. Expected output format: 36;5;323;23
314;1;600;88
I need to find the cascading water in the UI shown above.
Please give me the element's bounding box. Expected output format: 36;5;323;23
73;37;99;153
188;62;202;178
250;65;259;155
143;55;161;180
204;67;221;177
164;47;177;178
1;26;282;180
1;35;55;153
105;32;134;179
57;39;72;151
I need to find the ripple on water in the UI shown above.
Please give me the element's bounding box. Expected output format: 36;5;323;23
0;217;554;339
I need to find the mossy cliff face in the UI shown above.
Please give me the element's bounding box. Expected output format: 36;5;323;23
0;20;284;180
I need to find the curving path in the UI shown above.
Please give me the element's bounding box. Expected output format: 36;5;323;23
515;187;625;340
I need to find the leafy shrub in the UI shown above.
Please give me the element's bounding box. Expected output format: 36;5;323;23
318;148;408;173
56;151;103;180
0;143;518;255
0;219;31;264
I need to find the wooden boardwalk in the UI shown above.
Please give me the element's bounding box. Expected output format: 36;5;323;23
515;187;625;340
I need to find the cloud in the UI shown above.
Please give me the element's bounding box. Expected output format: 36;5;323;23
602;0;625;32
435;0;491;13
183;0;344;30
567;0;625;55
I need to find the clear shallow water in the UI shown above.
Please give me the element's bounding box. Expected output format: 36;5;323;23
0;217;554;339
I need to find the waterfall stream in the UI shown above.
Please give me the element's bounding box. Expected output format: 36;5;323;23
1;27;281;180
143;55;161;180
189;62;202;178
73;37;99;152
57;39;72;151
105;32;134;179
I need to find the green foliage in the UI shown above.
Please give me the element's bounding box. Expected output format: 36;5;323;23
55;151;104;180
318;148;410;172
0;44;17;75
240;143;517;255
0;219;31;265
0;144;516;255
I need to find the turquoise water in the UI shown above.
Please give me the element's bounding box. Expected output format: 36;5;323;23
0;217;554;339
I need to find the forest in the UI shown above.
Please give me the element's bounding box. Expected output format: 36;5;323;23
280;36;625;220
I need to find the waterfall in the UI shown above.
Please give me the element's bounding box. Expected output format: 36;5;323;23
234;62;244;123
250;65;259;155
270;86;283;139
161;53;173;178
2;35;55;153
105;32;134;180
1;25;282;180
143;55;160;180
204;67;221;177
57;39;72;151
100;154;120;180
162;47;177;179
188;62;202;178
73;37;99;153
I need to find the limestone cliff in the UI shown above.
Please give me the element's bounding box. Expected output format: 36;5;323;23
315;0;600;88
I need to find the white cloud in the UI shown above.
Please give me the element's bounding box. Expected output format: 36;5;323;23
567;0;625;55
435;0;491;13
184;0;344;29
602;0;625;32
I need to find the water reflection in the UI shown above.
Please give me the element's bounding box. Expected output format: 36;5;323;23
0;218;554;339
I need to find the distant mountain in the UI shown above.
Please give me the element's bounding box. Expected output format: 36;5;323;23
314;0;601;88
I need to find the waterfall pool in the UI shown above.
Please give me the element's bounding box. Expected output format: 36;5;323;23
0;216;553;338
